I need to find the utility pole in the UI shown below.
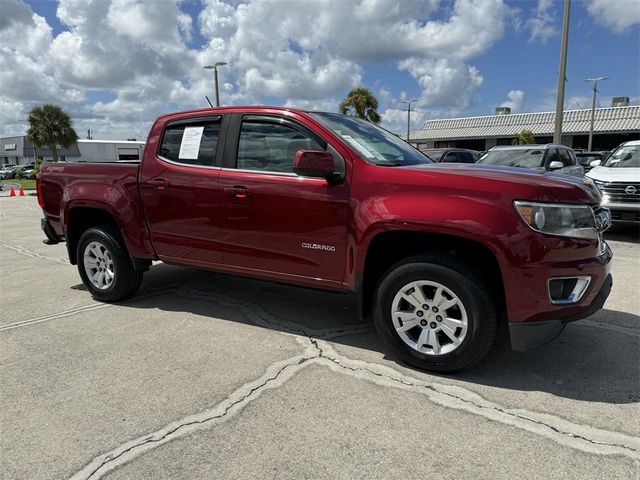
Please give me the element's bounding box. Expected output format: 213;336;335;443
400;99;417;144
553;0;571;144
584;76;609;151
203;62;228;107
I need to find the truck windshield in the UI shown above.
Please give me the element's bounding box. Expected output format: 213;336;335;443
477;149;544;168
309;112;431;166
604;144;640;168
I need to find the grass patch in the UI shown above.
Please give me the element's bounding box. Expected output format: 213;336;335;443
7;179;37;190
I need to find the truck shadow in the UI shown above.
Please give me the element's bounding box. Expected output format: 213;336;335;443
123;264;639;405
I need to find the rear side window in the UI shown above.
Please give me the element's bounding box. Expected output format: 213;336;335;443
159;120;221;166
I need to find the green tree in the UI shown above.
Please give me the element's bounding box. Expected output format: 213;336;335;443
339;87;381;123
27;104;79;162
512;128;535;145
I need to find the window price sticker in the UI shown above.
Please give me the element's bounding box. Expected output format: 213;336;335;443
178;126;204;160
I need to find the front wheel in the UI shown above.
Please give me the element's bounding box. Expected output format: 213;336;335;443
77;226;143;302
373;254;497;373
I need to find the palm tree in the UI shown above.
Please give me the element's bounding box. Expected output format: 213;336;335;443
27;104;79;162
512;128;535;145
339;87;381;124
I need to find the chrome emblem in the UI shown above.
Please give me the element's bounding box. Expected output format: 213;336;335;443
625;185;637;195
594;209;611;231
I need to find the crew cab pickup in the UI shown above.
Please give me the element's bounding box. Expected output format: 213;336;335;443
37;106;613;372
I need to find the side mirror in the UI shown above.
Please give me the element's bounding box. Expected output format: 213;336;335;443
549;160;564;170
589;159;602;168
293;150;335;179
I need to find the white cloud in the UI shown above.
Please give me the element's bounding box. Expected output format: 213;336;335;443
500;89;525;113
586;0;640;33
380;107;427;136
527;0;557;44
0;0;513;138
400;58;484;114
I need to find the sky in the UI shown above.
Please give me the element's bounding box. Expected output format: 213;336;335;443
1;0;639;140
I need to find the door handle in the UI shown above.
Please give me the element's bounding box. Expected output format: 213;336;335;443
148;178;169;190
224;186;252;199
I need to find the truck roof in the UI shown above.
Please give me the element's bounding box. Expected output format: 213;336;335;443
155;105;314;121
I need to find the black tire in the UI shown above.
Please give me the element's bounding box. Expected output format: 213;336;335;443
373;254;497;373
77;225;143;302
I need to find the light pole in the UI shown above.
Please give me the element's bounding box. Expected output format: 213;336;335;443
553;0;571;144
203;61;227;107
400;98;417;144
584;76;609;151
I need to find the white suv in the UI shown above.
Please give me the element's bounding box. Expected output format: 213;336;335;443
586;140;640;224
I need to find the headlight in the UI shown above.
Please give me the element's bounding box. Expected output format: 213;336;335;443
514;201;598;240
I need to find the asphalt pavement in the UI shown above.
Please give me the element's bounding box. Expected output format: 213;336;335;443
1;195;638;479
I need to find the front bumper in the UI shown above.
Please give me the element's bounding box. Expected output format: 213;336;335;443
509;273;612;351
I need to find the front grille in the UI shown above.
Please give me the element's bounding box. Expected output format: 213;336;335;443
594;181;640;203
610;210;640;223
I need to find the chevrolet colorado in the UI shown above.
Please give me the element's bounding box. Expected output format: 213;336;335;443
38;106;613;372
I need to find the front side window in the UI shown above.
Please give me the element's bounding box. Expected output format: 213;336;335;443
424;150;444;162
477;149;544;168
159;120;220;166
443;152;460;163
557;148;573;167
237;121;323;173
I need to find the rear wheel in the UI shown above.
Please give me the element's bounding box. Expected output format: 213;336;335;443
373;254;497;373
77;226;143;302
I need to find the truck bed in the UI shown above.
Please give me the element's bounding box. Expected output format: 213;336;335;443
39;162;155;260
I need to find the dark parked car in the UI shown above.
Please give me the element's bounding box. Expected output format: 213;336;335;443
421;148;480;164
575;152;609;173
477;144;583;177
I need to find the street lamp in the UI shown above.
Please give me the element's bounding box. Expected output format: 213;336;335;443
584;76;609;151
203;61;227;107
553;0;571;144
400;98;418;144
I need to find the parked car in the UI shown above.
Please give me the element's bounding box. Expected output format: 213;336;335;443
476;144;583;177
586;140;640;224
15;163;36;178
38;106;612;373
0;165;19;179
575;152;608;173
421;148;480;164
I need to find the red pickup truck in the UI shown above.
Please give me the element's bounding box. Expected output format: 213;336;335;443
38;106;613;372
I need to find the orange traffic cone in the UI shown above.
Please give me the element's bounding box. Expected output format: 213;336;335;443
9;185;16;197
18;186;25;196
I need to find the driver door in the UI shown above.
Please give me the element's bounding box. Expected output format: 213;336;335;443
218;114;350;285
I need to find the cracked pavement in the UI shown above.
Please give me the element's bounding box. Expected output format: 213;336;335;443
1;196;639;479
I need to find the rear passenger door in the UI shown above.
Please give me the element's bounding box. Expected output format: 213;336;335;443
139;115;225;265
217;113;350;286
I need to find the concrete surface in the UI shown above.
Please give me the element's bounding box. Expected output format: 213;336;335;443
1;195;638;479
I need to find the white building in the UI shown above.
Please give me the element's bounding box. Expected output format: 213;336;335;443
76;140;145;162
409;103;640;152
0;137;146;165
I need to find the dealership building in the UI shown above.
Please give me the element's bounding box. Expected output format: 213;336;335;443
409;99;640;152
0;137;145;165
